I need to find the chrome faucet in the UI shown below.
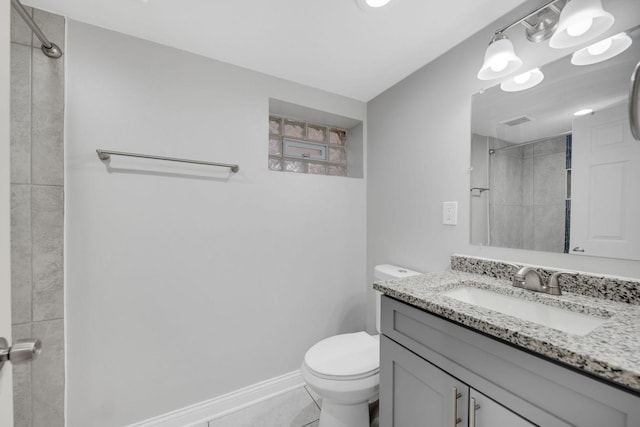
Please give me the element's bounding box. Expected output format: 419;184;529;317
547;271;579;295
513;266;545;292
512;266;578;295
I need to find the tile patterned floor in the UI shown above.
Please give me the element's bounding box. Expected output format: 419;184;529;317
204;386;321;427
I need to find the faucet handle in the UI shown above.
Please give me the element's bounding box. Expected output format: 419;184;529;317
502;263;524;287
504;262;521;278
547;271;579;295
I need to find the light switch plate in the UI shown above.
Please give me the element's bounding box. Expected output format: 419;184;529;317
443;201;457;225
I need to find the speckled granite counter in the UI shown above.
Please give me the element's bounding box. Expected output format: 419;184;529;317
374;270;640;393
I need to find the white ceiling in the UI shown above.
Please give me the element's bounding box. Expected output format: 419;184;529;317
24;0;526;101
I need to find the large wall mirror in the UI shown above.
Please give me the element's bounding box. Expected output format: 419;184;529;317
470;8;640;261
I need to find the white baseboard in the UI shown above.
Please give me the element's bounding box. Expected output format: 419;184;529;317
127;370;304;427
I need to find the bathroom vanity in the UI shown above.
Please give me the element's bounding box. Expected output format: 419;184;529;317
375;256;640;426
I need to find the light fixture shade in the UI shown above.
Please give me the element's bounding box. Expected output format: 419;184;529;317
477;34;523;80
500;68;545;92
355;0;391;9
365;0;391;6
571;32;632;65
549;0;614;49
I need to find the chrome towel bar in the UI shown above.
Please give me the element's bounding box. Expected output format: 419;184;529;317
96;149;239;173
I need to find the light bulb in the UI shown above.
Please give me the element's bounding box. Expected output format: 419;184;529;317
587;37;612;55
490;56;509;72
365;0;391;7
513;71;532;84
567;17;593;37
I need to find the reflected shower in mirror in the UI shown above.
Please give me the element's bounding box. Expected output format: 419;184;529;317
470;24;640;261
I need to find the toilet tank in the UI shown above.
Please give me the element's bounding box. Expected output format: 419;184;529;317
374;264;422;333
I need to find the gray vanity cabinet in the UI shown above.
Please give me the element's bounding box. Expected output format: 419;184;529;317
469;389;535;427
380;335;469;426
380;336;535;427
379;296;640;427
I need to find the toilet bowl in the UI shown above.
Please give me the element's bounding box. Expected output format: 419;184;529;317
302;264;422;427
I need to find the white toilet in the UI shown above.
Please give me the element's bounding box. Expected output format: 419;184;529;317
301;264;422;427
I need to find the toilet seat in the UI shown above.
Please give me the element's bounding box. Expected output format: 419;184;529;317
303;332;379;381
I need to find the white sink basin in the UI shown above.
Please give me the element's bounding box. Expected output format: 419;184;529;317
443;287;609;336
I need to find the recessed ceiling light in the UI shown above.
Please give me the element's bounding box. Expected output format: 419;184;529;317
500;68;544;92
574;108;594;116
571;33;632;66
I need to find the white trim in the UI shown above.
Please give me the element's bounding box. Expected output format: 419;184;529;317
126;370;304;427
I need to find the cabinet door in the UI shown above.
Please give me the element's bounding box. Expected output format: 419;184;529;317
380;335;469;427
470;389;535;427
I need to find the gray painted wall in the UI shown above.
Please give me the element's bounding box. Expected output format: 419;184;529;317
366;0;640;331
10;6;65;427
65;21;367;427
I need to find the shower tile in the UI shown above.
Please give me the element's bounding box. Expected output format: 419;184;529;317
32;48;64;186
32;185;64;322
533;152;565;206
208;387;319;427
521;156;534;207
534;135;565;157
32;319;64;427
11;185;32;325
13;323;32;427
11;5;33;46
10;43;32;184
522;209;535;250
490;205;523;249
31;9;65;51
534;204;565;252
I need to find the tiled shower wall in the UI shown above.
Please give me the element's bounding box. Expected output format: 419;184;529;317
488;138;524;249
10;6;65;427
488;136;566;252
520;136;566;253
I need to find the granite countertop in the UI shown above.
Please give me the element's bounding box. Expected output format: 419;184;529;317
374;270;640;393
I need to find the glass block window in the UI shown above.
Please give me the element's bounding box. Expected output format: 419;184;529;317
268;115;347;176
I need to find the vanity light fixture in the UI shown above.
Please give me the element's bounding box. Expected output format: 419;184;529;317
571;32;632;65
477;33;523;80
549;0;614;49
574;108;594;116
477;0;564;81
500;68;545;92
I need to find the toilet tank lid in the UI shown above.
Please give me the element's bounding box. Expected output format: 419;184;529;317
374;264;422;281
